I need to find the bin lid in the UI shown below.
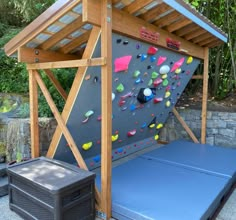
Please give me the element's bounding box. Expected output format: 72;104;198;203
8;157;95;192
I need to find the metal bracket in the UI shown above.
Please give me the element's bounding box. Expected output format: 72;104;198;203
96;210;107;220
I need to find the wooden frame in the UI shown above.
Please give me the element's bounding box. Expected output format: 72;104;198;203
5;1;227;219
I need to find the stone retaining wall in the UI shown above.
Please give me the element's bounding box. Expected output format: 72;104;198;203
2;109;236;161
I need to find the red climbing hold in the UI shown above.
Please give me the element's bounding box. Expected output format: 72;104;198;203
153;78;163;87
147;46;158;55
127;129;137;137
153;97;163;104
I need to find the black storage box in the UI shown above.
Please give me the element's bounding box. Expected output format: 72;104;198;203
7;157;95;220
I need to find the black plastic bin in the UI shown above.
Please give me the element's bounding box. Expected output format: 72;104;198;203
7;157;95;220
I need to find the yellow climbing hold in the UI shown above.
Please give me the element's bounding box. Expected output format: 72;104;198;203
112;134;119;142
149;123;155;128
166;100;171;107
165;91;171;98
175;68;181;74
161;74;168;79
187;56;193;64
156;123;163;129
154;134;159;140
82;142;93;150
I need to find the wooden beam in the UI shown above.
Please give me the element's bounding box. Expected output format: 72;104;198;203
101;0;112;218
166;18;192;33
123;0;154;14
172;107;199;143
83;0;205;59
192;32;212;44
59;30;91;54
34;70;87;168
4;0;82;56
201;48;209;144
18;47;80;63
184;28;207;41
153;10;179;28
40;16;84;50
44;69;68;101
191;75;203;80
28;70;39;158
27;57;106;70
198;37;216;47
139;3;171;22
46;26;102;206
175;23;199;37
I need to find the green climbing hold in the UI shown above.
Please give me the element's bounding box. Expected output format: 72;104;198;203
151;71;159;79
133;70;141;78
162;79;169;86
116;83;124;93
148;79;153;86
85;110;94;118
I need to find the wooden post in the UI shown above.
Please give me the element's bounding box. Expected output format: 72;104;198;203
101;0;112;219
201;47;209;144
28;69;39;158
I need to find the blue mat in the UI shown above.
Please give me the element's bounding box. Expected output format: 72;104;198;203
96;141;236;220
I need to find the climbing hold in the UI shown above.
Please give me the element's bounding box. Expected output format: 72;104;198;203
135;78;141;84
156;123;163;129
153;97;163;104
82;117;89;123
116;83;124;93
121;91;133;99
93;76;98;83
177;81;181;87
148;79;153;86
162;79;169;87
186;70;191;75
166;100;171;107
141;123;147;128
171;57;185;72
151;71;159;79
147;65;153;69
82;142;93;150
121;106;127;111
159;65;170;74
148;117;156;128
117;148;123;153
136;43;141;49
166;85;171;91
187;56;193;64
137;54;142;59
112;92;116;101
144;72;148;76
85;74;91;80
175;68;181;74
161;74;168;79
157;56;167;66
97;115;102;121
165;91;171;98
154;134;159;140
85;110;94;118
114;55;132;72
143;88;152;96
116;39;122;44
153;78;163;87
150;56;156;63
147;46;158;55
112;134;119;142
123;40;129;45
172;86;176;90
141;54;148;61
133;70;141;78
119;99;126;107
130;104;136;111
93;155;101;163
127;129;137;137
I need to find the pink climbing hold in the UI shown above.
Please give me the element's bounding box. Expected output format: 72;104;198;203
157;56;167;66
171;57;185;72
127;129;137;137
114;55;132;72
153;97;163;104
147;46;158;55
153;78;163;87
121;91;133;99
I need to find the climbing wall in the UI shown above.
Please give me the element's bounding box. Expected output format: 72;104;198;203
53;33;200;170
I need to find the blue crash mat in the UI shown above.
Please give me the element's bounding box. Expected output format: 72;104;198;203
96;141;236;220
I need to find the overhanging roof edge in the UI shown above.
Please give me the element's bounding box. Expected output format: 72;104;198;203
163;0;228;43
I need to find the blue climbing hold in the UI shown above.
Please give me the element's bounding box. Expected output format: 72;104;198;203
93;155;101;163
141;54;148;61
150;56;156;63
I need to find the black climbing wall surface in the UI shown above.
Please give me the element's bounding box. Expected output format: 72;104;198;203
53;33;201;170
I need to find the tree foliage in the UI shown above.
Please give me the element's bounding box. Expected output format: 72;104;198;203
185;0;236;99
